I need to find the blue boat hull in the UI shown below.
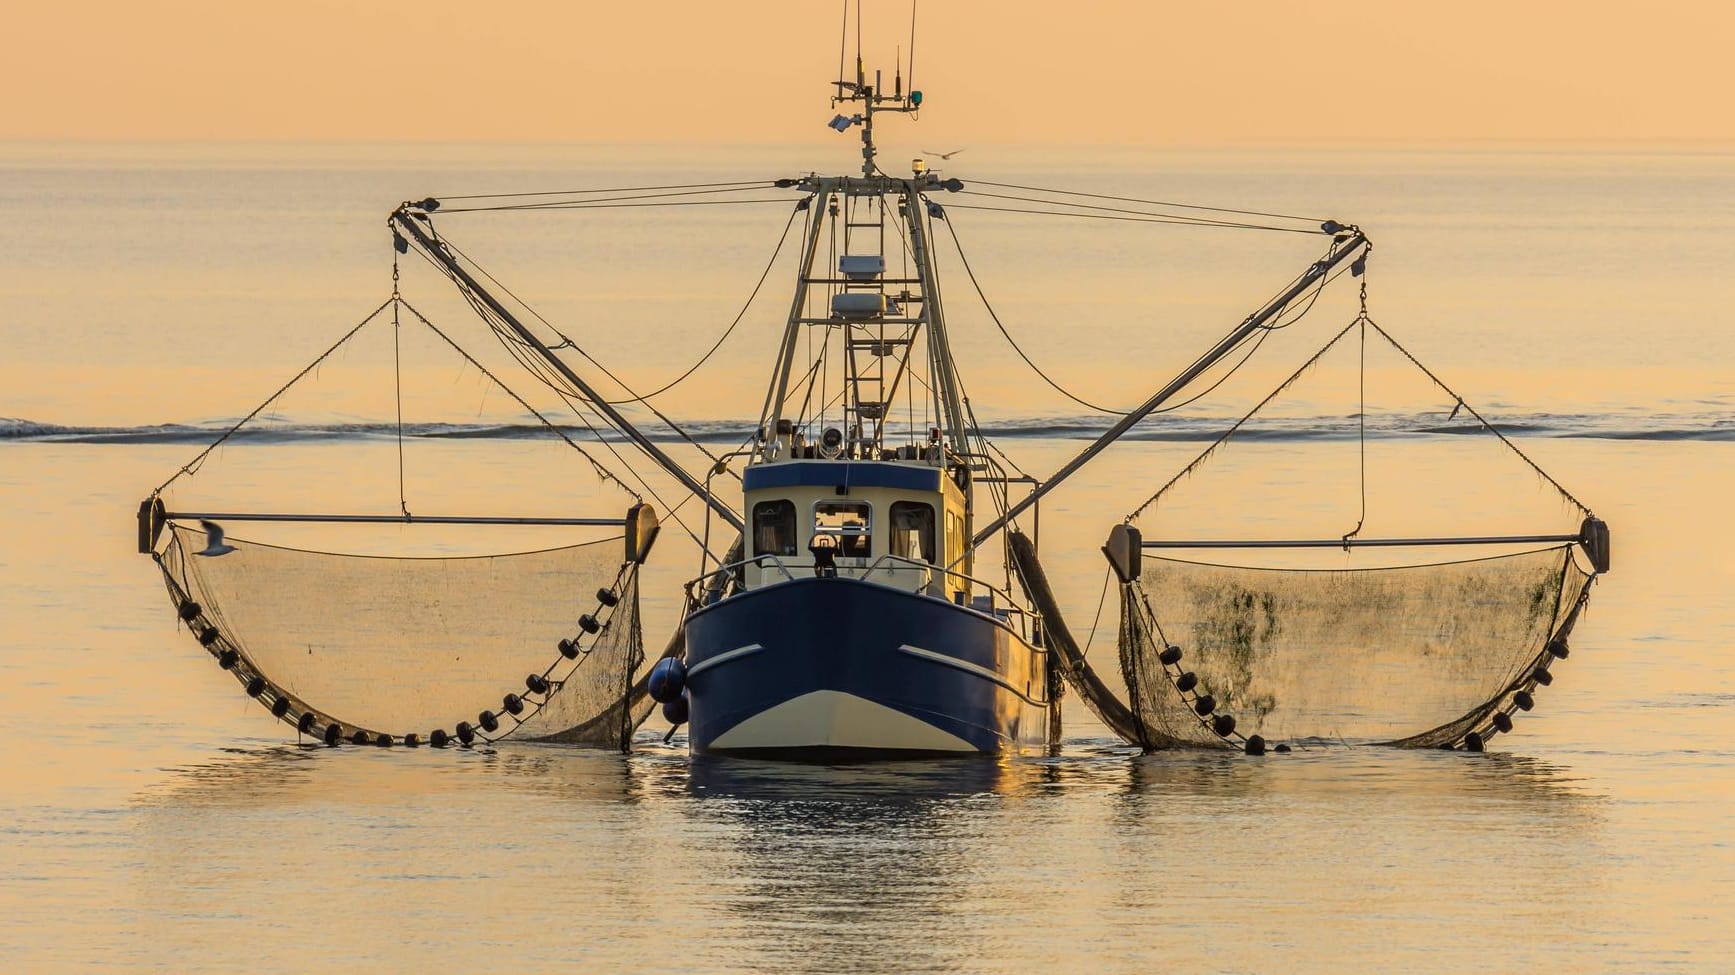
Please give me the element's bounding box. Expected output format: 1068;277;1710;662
682;576;1050;758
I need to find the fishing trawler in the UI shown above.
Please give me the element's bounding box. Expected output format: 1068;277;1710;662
137;15;1611;759
673;78;1054;757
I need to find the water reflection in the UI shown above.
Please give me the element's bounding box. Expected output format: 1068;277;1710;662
134;737;642;811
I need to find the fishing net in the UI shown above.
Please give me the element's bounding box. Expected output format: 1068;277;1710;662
156;523;645;749
1081;289;1612;752
1117;545;1595;750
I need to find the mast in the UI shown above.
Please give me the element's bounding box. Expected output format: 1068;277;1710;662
756;51;967;462
970;232;1371;549
904;192;970;456
759;186;833;443
390;207;745;533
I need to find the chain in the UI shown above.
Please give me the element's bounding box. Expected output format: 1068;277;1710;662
392;252;410;518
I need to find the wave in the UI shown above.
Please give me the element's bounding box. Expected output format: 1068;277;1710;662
5;412;1731;445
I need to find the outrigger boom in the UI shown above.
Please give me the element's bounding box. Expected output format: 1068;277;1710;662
390;207;745;533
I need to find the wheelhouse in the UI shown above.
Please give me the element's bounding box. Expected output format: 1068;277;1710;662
740;457;971;602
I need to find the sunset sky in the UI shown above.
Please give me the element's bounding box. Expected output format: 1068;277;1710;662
8;1;1733;145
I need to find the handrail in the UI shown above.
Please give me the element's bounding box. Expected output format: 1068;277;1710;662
684;550;1038;622
1144;533;1582;550
164;511;624;527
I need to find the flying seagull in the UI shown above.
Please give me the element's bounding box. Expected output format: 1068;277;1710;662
196;519;237;557
924;148;966;160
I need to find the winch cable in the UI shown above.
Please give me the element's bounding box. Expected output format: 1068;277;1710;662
939;214;1335;422
429;182;796;213
599;203;803;406
943;199;1325;235
964;179;1328;227
154;299;392;494
1126;316;1363;522
433;179;774;202
940;216;1127;415
404;243;715;552
434;196;799;214
395;299;639;499
407;226;746;492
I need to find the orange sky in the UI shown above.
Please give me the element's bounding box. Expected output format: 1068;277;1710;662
7;1;1733;145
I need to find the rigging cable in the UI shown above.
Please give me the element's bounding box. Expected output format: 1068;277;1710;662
154;298;393;494
1081;565;1114;659
1127;316;1364;522
1367;318;1592;517
433;186;794;214
967;179;1326;225
433;180;771;203
401;244;715;549
391;255;410;517
434;198;798;214
940;216;1128;415
944;197;1326;235
602;203;802;405
1342;276;1370;546
396;299;641;500
417;226;743;481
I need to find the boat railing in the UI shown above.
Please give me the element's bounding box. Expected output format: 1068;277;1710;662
684;552;1041;640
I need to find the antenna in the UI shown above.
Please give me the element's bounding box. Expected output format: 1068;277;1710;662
823;0;926;177
836;0;848;97
907;0;918;96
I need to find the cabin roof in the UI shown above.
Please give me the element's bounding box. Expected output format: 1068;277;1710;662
743;460;942;493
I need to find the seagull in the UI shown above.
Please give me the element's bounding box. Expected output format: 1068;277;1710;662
924;148;966;160
196;519;237;557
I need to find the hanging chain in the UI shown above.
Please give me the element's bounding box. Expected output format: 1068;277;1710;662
1342;273;1370;548
392;253;411;518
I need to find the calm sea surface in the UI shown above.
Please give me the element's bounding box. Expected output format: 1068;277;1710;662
2;143;1732;972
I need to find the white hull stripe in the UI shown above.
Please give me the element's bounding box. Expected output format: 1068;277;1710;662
686;643;765;678
897;643;1046;706
710;690;978;751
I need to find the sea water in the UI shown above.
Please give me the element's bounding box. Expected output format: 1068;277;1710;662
1;143;1732;972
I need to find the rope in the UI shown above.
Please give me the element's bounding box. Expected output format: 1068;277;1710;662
434;197;798;214
154;298;393;494
433;180;773;202
396;299;639;500
1081;565;1113;659
940;216;1128;415
392;256;410;517
1128;317;1363;522
603;203;802;405
415;227;737;476
401;226;745;560
1342;280;1368;546
943;200;1324;235
1367;319;1593;517
955;188;1326;233
966;180;1325;223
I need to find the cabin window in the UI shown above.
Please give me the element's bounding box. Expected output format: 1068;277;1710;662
752;500;797;556
813;500;872;557
945;507;965;571
889;501;935;563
